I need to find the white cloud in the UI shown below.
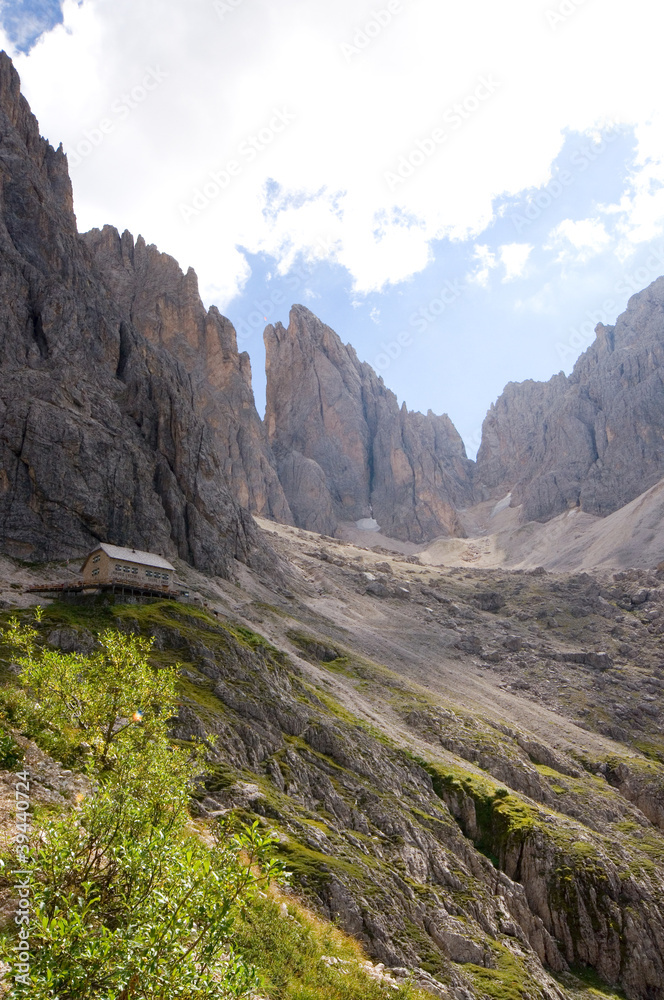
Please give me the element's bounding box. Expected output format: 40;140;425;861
499;242;533;281
3;0;664;307
605;118;664;257
467;244;497;287
547;218;611;262
468;241;532;287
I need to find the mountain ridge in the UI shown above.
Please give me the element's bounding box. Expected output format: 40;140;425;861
264;304;473;542
2;44;664;570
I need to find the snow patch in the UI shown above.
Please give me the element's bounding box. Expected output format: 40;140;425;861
355;518;381;531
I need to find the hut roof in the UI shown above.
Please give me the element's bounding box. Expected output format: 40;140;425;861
82;544;175;572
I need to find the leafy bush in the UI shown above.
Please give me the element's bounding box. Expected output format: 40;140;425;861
1;609;182;769
0;728;23;769
15;810;279;999
0;612;283;999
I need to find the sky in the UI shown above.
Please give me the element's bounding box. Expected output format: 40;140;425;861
2;1;664;456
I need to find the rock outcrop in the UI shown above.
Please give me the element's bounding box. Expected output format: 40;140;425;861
83;226;292;524
0;52;270;576
265;305;474;542
476;283;664;521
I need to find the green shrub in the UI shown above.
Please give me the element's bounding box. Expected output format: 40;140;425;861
0;728;23;769
1;609;182;769
0;613;282;999
235;893;419;1000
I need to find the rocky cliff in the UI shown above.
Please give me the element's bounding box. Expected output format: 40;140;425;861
0;52;271;576
83;225;292;524
475;284;664;521
265;305;474;542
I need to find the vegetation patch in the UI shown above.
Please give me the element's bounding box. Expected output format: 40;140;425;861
276;840;366;889
229;624;284;657
419;757;539;860
234;892;422;999
558;964;628;998
287;630;345;664
0;727;23;769
632;736;664;764
466;944;541;1000
177;675;230;718
304;685;363;727
0;612;284;999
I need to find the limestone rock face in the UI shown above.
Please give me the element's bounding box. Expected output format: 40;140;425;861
476;284;664;520
265;306;371;535
264;305;473;542
275;451;338;536
0;52;270;576
83;226;292;524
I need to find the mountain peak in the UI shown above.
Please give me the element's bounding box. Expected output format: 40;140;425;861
264;300;473;541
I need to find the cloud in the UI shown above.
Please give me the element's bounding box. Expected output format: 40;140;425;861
547;218;611;262
468;242;532;287
3;0;664;308
467;244;497;287
499;242;533;281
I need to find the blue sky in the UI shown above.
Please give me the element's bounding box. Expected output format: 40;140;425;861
0;1;63;53
3;0;664;456
225;124;642;451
